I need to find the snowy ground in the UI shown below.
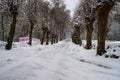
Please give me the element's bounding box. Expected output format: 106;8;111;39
0;39;120;80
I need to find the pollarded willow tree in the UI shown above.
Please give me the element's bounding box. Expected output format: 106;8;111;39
71;24;82;45
4;0;24;50
96;0;115;55
72;10;81;45
75;0;104;49
74;0;116;55
73;0;97;48
82;0;97;49
25;0;38;46
40;1;50;45
0;0;70;50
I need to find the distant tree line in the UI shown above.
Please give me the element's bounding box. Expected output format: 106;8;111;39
72;0;119;56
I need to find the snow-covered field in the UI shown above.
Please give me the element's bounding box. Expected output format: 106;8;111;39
0;39;120;80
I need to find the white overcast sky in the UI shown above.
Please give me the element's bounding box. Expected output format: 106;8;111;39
46;0;80;17
65;0;80;17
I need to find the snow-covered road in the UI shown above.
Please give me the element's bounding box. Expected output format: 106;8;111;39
0;40;120;80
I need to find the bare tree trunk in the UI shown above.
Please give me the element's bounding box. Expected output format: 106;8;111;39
56;35;58;43
97;14;108;55
60;25;64;41
41;31;45;45
78;28;82;46
72;25;82;46
51;33;54;44
97;1;114;55
28;22;34;46
59;26;62;41
60;32;62;41
53;34;56;43
5;15;17;50
46;31;49;45
1;13;4;41
85;19;95;49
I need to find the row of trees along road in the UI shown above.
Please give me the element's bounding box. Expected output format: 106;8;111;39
72;0;120;56
0;0;119;56
0;0;70;50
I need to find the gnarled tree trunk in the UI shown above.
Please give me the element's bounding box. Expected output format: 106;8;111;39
72;25;82;46
97;14;108;55
85;18;95;49
46;31;49;45
97;1;114;55
51;33;54;44
1;14;4;41
55;35;58;43
41;30;45;45
28;22;34;46
41;27;49;45
5;15;17;50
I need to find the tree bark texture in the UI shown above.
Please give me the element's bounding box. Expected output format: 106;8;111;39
46;31;49;45
28;22;34;46
72;25;82;46
41;31;45;45
1;14;4;41
85;18;95;49
97;1;114;55
5;16;17;50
